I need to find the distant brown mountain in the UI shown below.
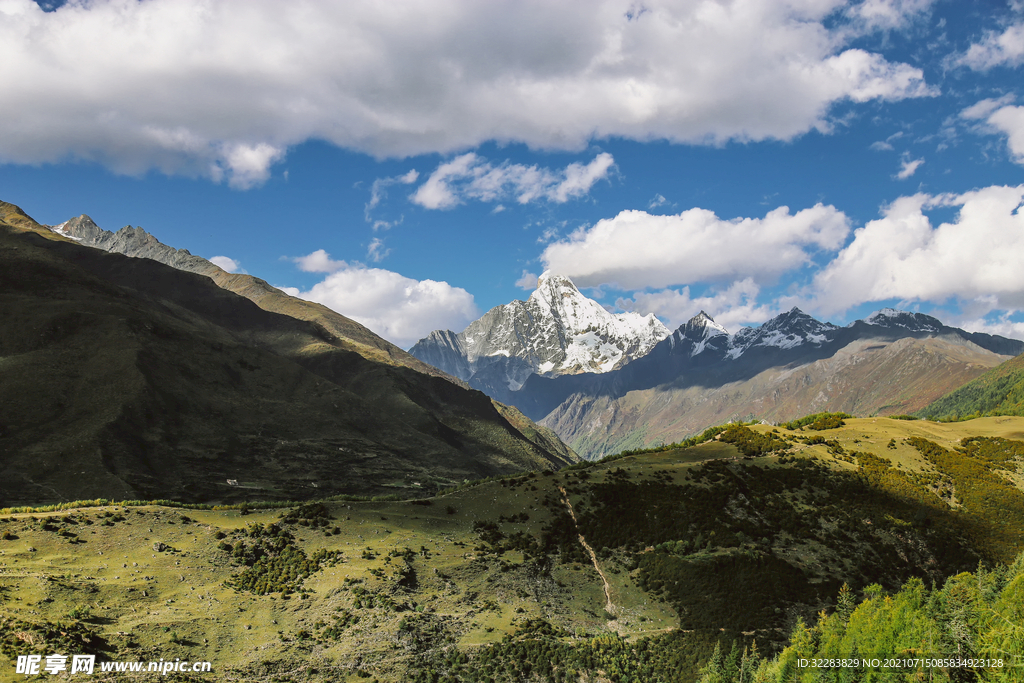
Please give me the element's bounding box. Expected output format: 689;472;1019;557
0;201;577;506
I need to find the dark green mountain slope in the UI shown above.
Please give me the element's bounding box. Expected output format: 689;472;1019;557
919;352;1024;419
0;203;576;506
47;210;448;375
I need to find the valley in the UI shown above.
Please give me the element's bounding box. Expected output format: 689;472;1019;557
3;416;1022;681
4;198;1024;681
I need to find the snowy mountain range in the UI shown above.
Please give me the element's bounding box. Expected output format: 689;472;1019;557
663;307;966;364
518;307;1024;458
410;273;668;400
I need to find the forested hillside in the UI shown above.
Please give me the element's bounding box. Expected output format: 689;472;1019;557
920;353;1024;420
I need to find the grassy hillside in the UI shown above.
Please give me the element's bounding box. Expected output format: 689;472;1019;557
920;352;1024;420
2;417;1022;681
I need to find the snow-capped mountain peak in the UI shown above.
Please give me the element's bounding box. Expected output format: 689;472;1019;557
411;273;670;392
685;311;729;338
668;311;730;357
865;308;942;332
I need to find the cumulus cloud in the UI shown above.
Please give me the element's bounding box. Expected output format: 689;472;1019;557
986;106;1024;163
962;97;1024;165
956;21;1024;70
209;255;243;273
539;203;851;290
410;153;614;209
515;271;539;290
809;185;1024;315
617;278;788;331
292;249;348;273
285;255;479;348
0;0;934;186
895;155;924;179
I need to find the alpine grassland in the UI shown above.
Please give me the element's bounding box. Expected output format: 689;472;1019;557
1;416;1023;681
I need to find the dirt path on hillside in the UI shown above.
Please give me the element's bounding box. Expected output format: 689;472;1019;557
558;486;615;615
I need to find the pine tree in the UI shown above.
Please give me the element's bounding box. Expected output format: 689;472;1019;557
836;582;855;623
698;641;724;683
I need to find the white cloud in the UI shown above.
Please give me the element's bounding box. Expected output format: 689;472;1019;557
962;98;1024;166
956;21;1024;70
617;278;787;331
843;0;935;32
870;130;904;151
809;185;1024;315
537;224;563;244
895;155;924;179
366;237;390;262
539;203;851;290
648;193;668;208
952;315;1024;339
292;249;347;273
209;255;243;273
366;169;419;227
986;106;1024;164
0;0;935;186
961;95;1016;121
515;271;539;290
410;153;614;209
286;262;479;348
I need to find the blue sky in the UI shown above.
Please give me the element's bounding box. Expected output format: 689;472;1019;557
3;0;1024;348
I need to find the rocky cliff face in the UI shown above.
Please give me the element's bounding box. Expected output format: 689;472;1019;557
410;273;669;400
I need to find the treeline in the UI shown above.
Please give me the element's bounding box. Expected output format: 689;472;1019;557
696;553;1024;682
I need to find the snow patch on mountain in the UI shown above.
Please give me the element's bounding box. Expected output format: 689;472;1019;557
47;221;83;241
